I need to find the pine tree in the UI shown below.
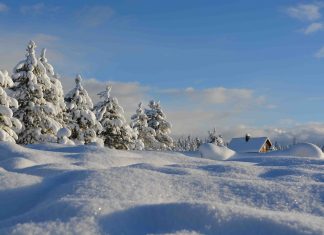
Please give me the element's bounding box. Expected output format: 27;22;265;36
94;85;137;150
130;102;161;150
39;48;66;125
11;41;61;144
0;70;22;142
207;128;225;147
64;74;103;145
145;100;173;150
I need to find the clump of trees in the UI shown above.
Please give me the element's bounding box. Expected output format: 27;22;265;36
173;128;226;152
0;41;174;151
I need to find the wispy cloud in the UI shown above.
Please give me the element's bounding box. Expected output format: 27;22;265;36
225;122;324;145
0;2;8;12
160;86;268;107
76;5;114;27
314;46;324;58
20;3;45;14
20;2;60;15
303;22;324;34
0;32;63;71
286;3;322;21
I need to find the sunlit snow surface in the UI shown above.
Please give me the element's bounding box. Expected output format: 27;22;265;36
0;142;323;235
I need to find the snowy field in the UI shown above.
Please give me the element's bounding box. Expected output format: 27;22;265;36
0;142;323;235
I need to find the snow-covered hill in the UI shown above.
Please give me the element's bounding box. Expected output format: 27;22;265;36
0;143;323;235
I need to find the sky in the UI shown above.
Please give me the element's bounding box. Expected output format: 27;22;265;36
0;0;324;144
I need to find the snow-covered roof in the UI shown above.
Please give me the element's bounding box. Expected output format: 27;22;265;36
228;137;271;153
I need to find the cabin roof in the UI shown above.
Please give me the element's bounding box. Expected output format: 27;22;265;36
228;137;271;153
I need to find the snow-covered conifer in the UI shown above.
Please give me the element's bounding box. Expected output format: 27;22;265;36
94;85;137;150
39;48;66;125
145;100;173;150
11;41;61;144
131;102;161;150
64;74;103;145
0;70;22;142
207;128;225;147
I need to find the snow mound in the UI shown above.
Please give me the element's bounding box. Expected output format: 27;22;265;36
199;143;236;160
99;202;322;235
285;143;324;159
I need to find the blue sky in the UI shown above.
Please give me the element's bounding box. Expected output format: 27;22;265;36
0;0;324;142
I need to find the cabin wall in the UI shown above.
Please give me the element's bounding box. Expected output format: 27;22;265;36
260;142;271;153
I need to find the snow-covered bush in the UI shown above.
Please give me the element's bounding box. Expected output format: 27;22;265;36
64;75;103;145
0;70;22;143
131;102;162;150
94;85;137;150
145;100;173;150
11;41;61;144
57;127;75;145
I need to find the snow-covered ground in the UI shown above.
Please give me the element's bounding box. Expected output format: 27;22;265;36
0;142;323;235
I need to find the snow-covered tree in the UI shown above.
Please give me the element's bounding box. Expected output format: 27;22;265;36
64;74;103;145
207;128;225;147
131;102;162;150
94;85;137;150
174;135;201;151
11;41;61;144
39;48;66;125
0;70;22;143
145;100;173;150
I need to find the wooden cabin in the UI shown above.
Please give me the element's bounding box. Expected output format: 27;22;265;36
228;135;272;153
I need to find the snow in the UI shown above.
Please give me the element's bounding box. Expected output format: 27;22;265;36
281;143;324;159
199;143;236;160
0;143;323;234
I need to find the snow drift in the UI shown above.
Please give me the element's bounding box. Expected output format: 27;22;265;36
199;143;236;160
0;142;323;235
282;143;324;159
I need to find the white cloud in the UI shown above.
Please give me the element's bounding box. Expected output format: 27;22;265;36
0;2;8;12
223;122;324;146
160;86;268;108
77;5;114;27
0;32;64;72
314;46;324;58
286;3;322;21
303;22;324;34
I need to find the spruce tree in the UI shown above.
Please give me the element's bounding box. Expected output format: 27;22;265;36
11;41;61;144
131;102;161;150
94;85;137;150
207;128;225;147
64;74;103;145
39;48;66;126
145;100;173;150
0;70;22;142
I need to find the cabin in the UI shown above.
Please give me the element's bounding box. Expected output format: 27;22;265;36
228;134;272;153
